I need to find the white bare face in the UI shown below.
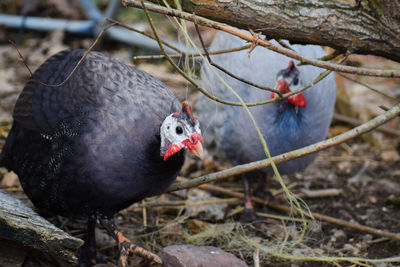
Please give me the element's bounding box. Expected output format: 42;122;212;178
160;114;202;160
276;72;302;92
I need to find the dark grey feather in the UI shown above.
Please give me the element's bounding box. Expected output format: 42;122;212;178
1;49;184;217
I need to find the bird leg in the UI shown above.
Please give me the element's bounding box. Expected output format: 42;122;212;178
240;175;259;223
79;215;97;267
99;217;162;266
258;175;276;203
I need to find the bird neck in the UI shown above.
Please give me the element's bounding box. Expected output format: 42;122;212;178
274;101;304;127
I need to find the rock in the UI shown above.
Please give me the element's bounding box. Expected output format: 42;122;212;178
184;189;228;221
159;244;248;267
376;179;400;194
159;223;186;245
380;150;400;162
337;161;352;173
331;229;347;248
0;171;19;188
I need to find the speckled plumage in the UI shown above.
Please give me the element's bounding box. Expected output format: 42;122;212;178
197;31;336;175
1;49;185;218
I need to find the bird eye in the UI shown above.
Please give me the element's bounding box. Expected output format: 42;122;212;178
293;77;299;85
176;126;183;135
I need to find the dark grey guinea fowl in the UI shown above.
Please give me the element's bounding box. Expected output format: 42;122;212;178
0;49;203;266
197;31;336;221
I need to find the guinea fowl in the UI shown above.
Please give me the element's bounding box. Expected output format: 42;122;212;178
0;49;203;266
197;31;336;221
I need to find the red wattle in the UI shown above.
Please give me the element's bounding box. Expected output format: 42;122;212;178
163;142;185;161
288;93;306;107
163;133;203;161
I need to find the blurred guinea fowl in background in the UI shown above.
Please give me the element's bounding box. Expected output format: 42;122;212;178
0;49;203;266
197;31;336;221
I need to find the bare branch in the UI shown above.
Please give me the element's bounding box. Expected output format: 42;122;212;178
132;1;343;107
167;102;400;191
122;0;400;78
333;113;400;137
194;22;280;94
106;18;182;54
9;40;33;76
28;23;116;88
338;73;400;101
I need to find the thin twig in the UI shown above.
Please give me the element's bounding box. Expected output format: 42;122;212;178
317;155;373;162
106;18;182;54
134;200;187;208
186;198;239;207
333;113;400;137
298;188;342;198
272;182;298;196
368;237;390;244
142;199;147;228
168;102;400;192
299;50;343;66
379;105;390;112
175;177;400;241
9;40;33;76
348;161;369;184
253;249;260;267
133;44;252;60
195;23;280;95
338;73;400;101
276;39;294;51
122;0;400;78
20;23;116;88
252;38;340;64
131;198;239;209
256;211;305;222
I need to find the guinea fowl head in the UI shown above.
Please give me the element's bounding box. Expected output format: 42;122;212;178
160;101;203;161
270;60;306;108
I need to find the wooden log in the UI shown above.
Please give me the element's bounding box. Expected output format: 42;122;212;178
127;0;400;63
0;190;83;263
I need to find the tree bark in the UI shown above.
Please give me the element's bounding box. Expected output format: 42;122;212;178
0;190;83;263
143;0;400;63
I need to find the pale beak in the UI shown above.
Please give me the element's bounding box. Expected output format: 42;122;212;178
188;141;204;159
187;132;204;159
